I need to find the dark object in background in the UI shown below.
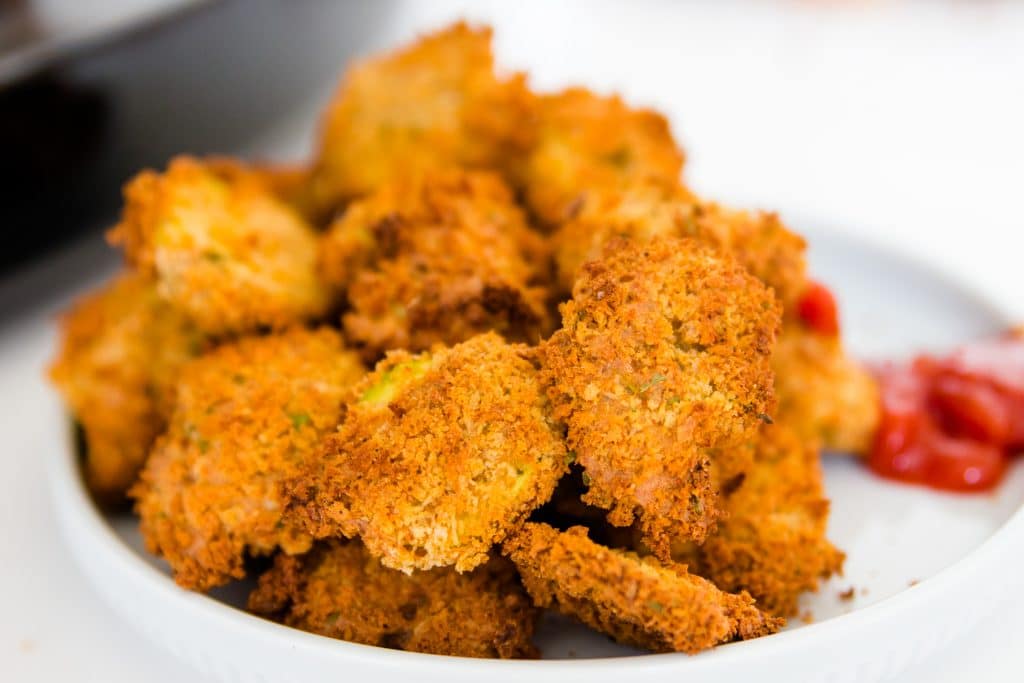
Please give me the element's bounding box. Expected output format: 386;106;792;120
0;75;109;272
0;0;393;277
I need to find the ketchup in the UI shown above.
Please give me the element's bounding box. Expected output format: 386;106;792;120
797;281;840;336
869;331;1024;492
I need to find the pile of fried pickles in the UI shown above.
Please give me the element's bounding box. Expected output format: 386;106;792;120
50;23;881;658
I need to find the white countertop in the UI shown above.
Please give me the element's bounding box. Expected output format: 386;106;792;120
4;1;1023;680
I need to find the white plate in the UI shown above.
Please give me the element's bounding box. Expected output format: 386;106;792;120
48;228;1024;683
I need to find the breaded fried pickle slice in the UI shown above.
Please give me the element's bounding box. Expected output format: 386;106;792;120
109;156;330;336
774;323;880;455
291;332;568;573
132;328;364;591
49;272;205;500
541;237;780;557
552;181;807;308
249;541;538;658
318;169;552;358
698;423;845;616
503;523;781;654
311;22;533;210
550;181;875;455
515;88;683;227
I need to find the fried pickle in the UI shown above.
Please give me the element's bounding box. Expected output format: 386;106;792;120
318;169;552;360
514;88;683;228
552;181;807;309
132;327;364;591
49;272;205;500
541;237;780;558
503;523;781;654
249;540;538;658
550;181;877;454
698;423;845;616
774;323;880;454
290;332;568;573
311;22;533;211
109;156;330;336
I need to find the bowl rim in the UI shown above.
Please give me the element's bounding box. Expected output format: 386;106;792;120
50;407;1024;673
47;226;1024;675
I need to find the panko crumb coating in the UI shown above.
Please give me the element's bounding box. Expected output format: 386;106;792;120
249;541;539;658
108;156;330;336
514;88;684;228
549;179;876;455
49;272;205;500
202;157;321;226
698;423;845;616
318;169;552;359
552;181;808;309
774;324;880;455
132;327;365;591
311;22;534;211
541;237;780;558
503;523;781;654
290;332;568;573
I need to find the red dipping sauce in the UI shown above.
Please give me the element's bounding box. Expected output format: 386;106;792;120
869;330;1024;492
797;281;840;336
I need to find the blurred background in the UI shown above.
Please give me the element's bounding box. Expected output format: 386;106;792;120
2;1;1022;680
1;0;1022;320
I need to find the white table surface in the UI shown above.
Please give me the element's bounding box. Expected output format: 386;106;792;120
4;1;1023;680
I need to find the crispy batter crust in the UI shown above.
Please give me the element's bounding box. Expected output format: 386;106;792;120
311;22;534;211
698;423;845;616
201;157;321;226
513;89;684;228
774;324;880;454
290;332;568;573
551;180;876;456
132;327;364;591
503;523;781;654
108;156;330;336
249;541;539;658
541;237;780;557
552;181;808;308
318;169;553;359
49;272;205;500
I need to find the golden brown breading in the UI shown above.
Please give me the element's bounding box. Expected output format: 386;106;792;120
550;180;876;455
289;332;568;573
503;523;781;654
695;206;807;314
697;423;845;616
318;169;552;360
774;323;880;454
49;272;205;500
132;327;365;591
202;157;321;226
108;156;330;336
541;237;780;558
552;181;807;308
310;22;534;211
249;541;538;658
513;88;683;228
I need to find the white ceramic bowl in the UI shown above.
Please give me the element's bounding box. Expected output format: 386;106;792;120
49;228;1024;682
